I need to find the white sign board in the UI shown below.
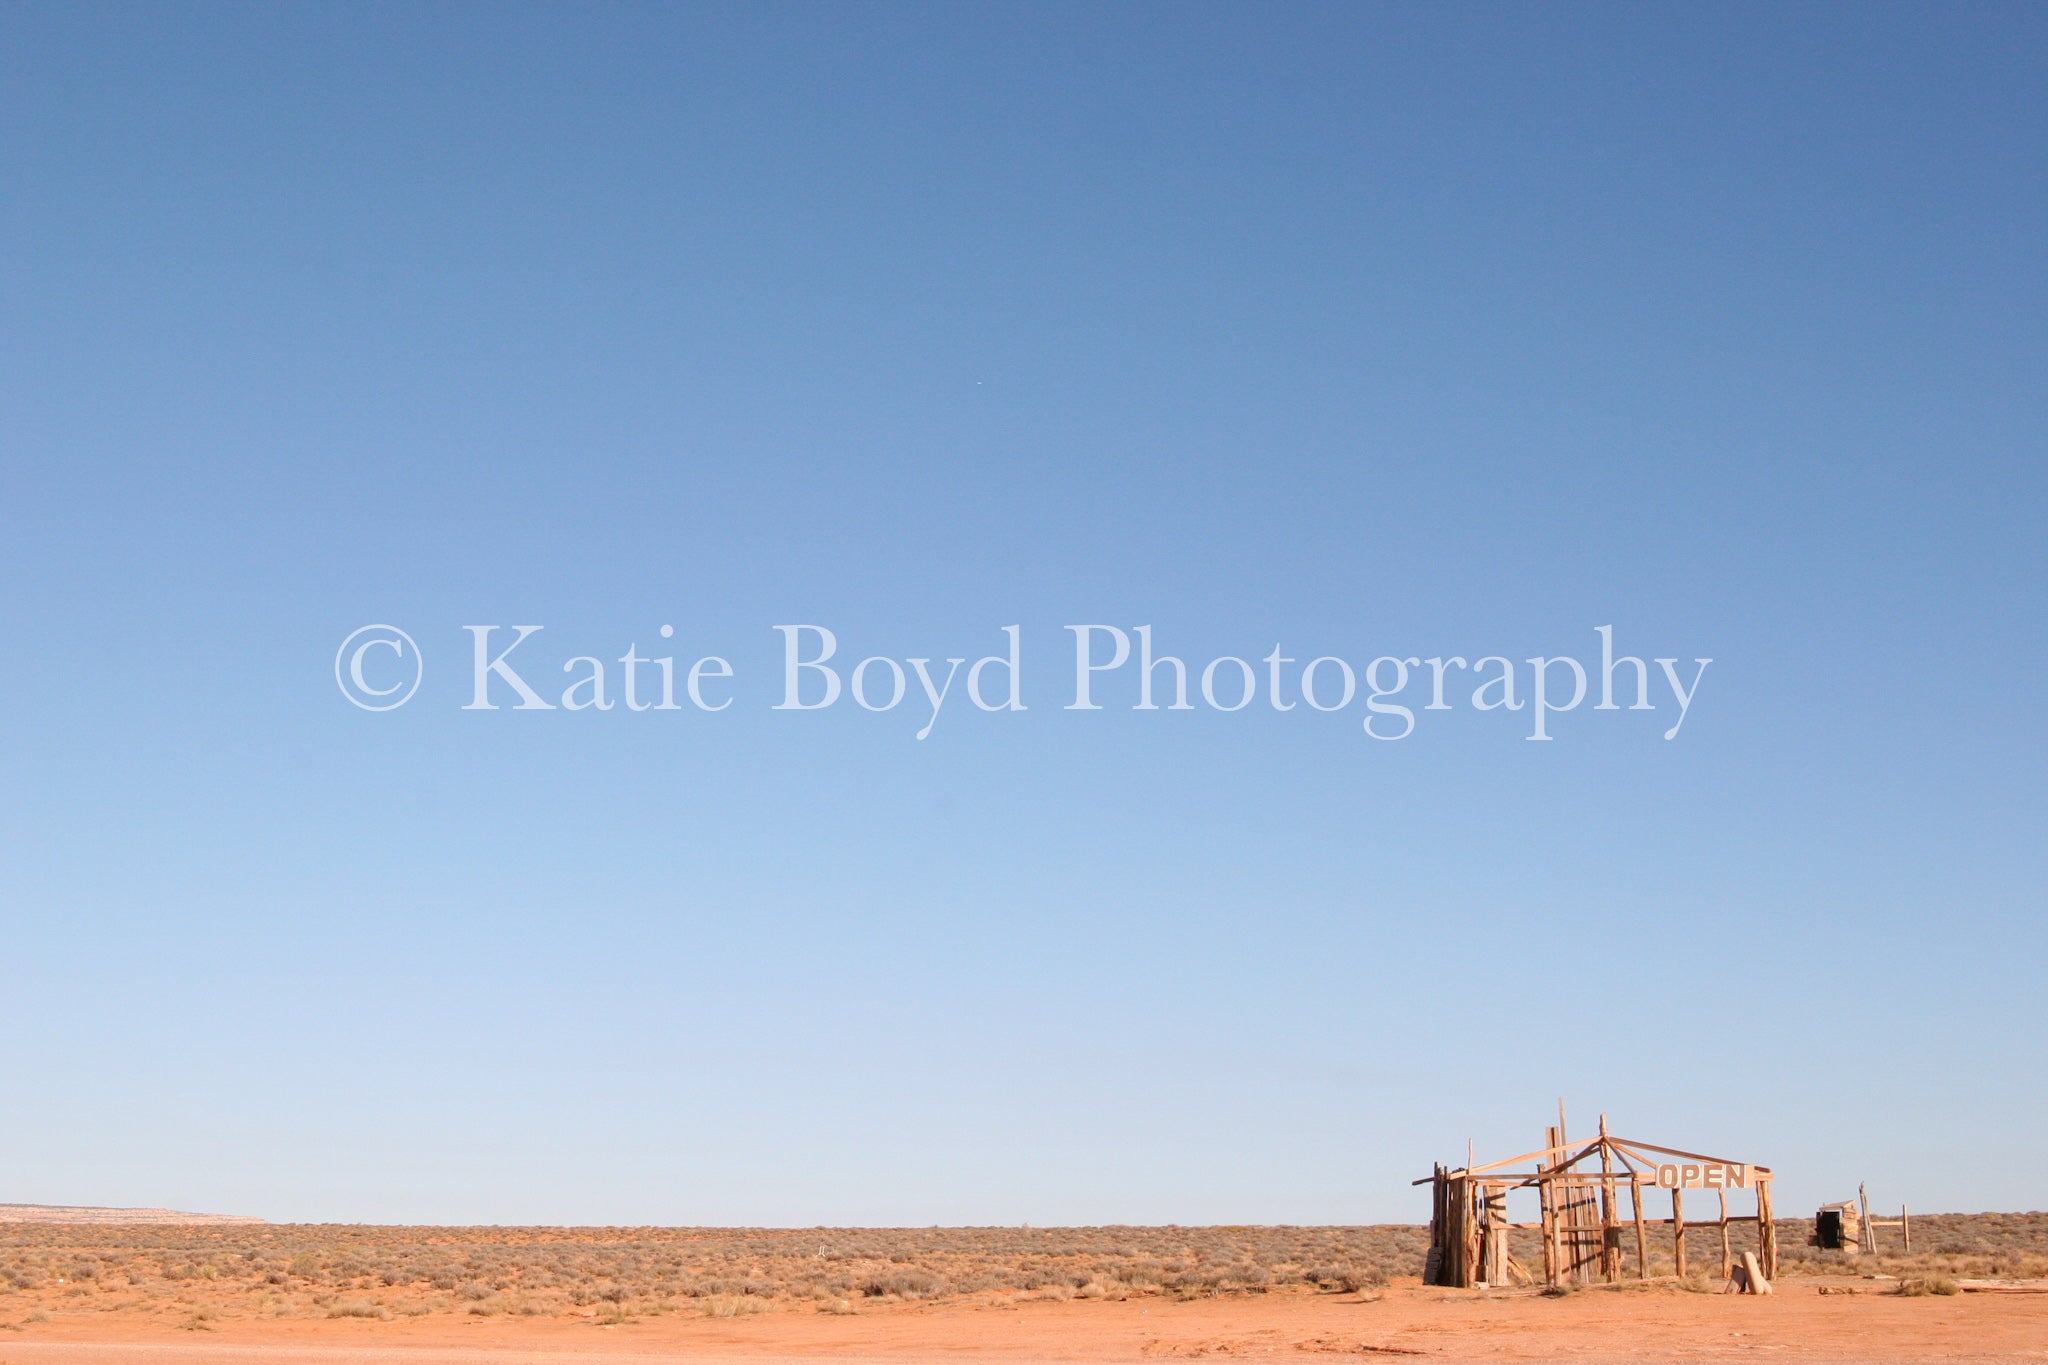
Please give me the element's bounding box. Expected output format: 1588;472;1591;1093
1649;1162;1750;1190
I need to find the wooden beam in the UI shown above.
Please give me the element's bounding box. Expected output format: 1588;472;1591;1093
1459;1139;1605;1179
1608;1137;1773;1171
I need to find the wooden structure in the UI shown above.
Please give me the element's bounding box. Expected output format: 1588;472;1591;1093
1811;1198;1862;1252
1419;1108;1776;1289
1815;1183;1909;1254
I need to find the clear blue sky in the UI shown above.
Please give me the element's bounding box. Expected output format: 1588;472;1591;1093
2;3;2042;1225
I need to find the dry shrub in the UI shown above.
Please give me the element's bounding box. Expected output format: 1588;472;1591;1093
326;1300;389;1319
1897;1274;1960;1296
0;1215;2035;1325
860;1269;943;1300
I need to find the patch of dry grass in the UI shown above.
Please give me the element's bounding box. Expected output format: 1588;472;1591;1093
1772;1212;2048;1282
1;1215;2040;1325
0;1223;1418;1324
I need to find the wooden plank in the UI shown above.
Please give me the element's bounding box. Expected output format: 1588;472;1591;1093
1460;1139;1605;1179
1410;1138;1586;1184
1482;1184;1509;1287
1609;1137;1773;1171
1415;1170;1621;1187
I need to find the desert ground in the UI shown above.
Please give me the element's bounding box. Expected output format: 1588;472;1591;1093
1;1217;2043;1364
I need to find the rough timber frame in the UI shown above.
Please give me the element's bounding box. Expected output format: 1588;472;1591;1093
1418;1111;1776;1289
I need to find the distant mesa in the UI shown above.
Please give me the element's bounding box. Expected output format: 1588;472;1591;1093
0;1203;264;1226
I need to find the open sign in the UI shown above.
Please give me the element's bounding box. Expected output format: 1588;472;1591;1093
1651;1162;1749;1190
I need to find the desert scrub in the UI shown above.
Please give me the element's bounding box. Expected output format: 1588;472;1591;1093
1304;1264;1385;1293
327;1299;390;1319
1;1216;2039;1320
859;1270;943;1299
1897;1275;1960;1296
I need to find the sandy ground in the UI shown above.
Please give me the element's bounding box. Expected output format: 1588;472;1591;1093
0;1280;2044;1365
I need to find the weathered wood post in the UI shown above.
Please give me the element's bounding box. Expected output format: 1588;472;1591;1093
1598;1115;1621;1282
1673;1187;1687;1280
1433;1162;1449;1293
1758;1178;1778;1280
1540;1129;1564;1293
1482;1183;1508;1286
1630;1177;1649;1280
1462;1178;1482;1288
1719;1190;1732;1278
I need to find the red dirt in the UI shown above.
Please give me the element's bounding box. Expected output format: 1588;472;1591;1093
0;1278;2043;1365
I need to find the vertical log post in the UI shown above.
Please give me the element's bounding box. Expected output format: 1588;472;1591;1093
1598;1116;1620;1282
1441;1173;1461;1287
1433;1170;1449;1285
1541;1126;1562;1288
1630;1178;1649;1280
1719;1190;1732;1279
1443;1174;1461;1287
1463;1179;1482;1288
1673;1187;1687;1281
1758;1179;1778;1280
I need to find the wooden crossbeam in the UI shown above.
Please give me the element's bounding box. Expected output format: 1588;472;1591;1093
1608;1137;1773;1172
